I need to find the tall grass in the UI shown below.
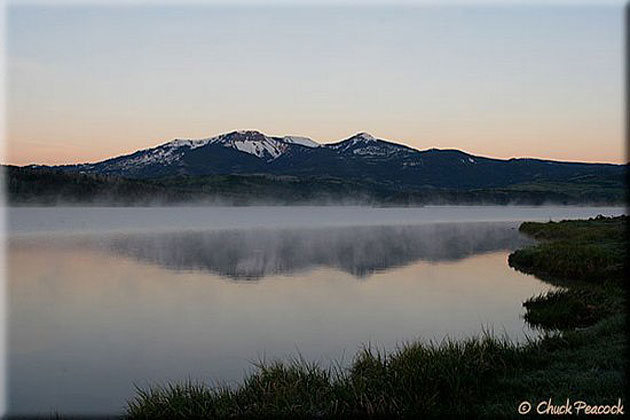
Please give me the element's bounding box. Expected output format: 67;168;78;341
127;335;528;418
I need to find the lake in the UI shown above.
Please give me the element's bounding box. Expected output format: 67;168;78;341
5;206;625;416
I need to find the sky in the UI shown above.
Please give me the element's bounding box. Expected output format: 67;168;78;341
4;3;626;165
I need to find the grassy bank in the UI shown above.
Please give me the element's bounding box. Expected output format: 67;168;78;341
127;216;626;418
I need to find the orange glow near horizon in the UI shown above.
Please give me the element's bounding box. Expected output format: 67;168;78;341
5;5;626;166
5;122;625;166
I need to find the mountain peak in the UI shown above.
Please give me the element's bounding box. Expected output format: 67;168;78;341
161;130;321;162
209;130;285;159
225;129;268;139
351;132;377;142
329;132;378;149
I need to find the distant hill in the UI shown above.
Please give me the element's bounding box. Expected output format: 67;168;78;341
6;130;626;205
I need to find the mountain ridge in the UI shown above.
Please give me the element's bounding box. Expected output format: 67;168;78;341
36;129;621;166
20;129;625;193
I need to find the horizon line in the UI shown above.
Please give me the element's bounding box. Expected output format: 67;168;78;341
3;129;627;167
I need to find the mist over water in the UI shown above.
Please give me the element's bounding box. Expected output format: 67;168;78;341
101;222;532;279
5;206;625;416
8;205;624;236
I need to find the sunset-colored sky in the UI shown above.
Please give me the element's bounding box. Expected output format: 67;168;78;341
5;3;626;165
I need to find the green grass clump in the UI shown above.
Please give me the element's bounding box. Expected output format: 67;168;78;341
346;336;525;417
509;216;626;285
509;241;624;284
128;361;337;418
522;287;618;329
127;382;219;418
518;215;626;243
126;216;627;418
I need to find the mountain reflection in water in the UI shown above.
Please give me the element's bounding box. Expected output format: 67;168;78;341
103;222;531;280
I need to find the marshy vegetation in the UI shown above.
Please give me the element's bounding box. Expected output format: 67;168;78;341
126;216;626;418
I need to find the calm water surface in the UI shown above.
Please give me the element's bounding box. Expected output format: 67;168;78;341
6;206;625;415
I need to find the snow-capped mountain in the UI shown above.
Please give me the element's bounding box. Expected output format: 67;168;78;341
204;130;288;160
62;130;321;178
329;132;378;152
165;130;319;161
52;130;624;189
328;132;416;157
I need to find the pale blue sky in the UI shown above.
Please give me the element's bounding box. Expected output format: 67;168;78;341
6;4;625;164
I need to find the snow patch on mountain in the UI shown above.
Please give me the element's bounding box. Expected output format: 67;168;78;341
280;136;319;148
163;131;290;160
354;132;377;142
101;144;188;171
332;132;378;148
330;132;378;151
215;131;288;160
353;145;393;156
167;138;215;149
230;136;287;159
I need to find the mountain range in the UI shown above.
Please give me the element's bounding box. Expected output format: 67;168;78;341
46;130;624;189
8;130;626;205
